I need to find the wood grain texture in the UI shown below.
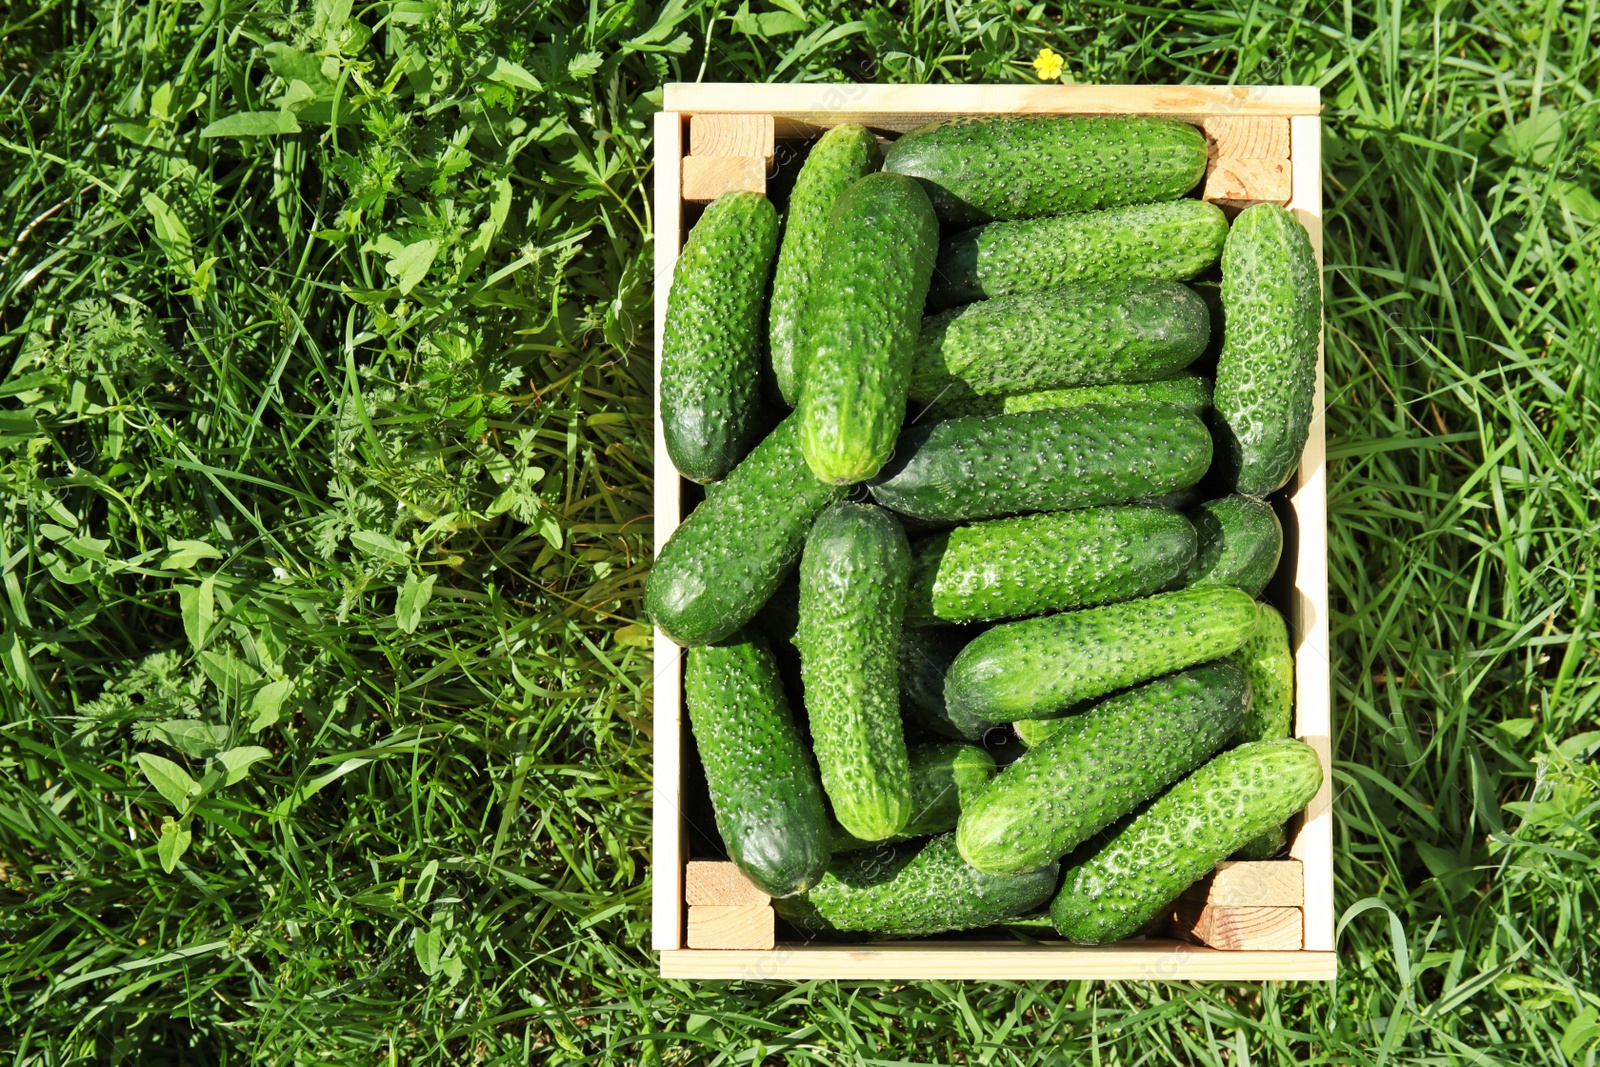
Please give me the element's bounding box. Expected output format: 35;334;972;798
1203;157;1292;206
1203;115;1291;159
1169;903;1304;951
686;905;776;950
681;155;767;201
1181;861;1304;907
685;860;771;906
690;113;775;161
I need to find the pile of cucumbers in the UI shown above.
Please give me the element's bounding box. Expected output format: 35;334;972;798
649;114;1324;945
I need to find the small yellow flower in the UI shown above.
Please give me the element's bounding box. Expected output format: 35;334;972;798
1033;47;1065;82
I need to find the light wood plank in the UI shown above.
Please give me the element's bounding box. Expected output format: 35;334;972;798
685;860;770;906
661;943;1338;981
1170;903;1304;951
681;155;767;201
1181;860;1304;907
687;905;776;950
1203;157;1292;207
651;110;686;953
1286;111;1334;955
663;84;1323;135
690;113;775;162
1203;115;1291;158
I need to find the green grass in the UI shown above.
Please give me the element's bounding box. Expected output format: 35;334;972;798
1;0;1597;1062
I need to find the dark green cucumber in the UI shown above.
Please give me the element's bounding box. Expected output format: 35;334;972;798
945;587;1258;725
931;199;1228;306
897;626;990;742
769;126;882;406
832;741;996;851
906;505;1196;625
774;833;1058;938
1185;495;1283;598
685;628;831;896
1233;602;1294;744
1213;203;1322;496
659;191;780;481
910;280;1209;402
797;502;914;841
797;173;938;483
869;403;1212;523
1232;824;1288;860
957;663;1249;875
884;114;1208;226
1050;739;1324;944
647;414;847;646
923;372;1213;422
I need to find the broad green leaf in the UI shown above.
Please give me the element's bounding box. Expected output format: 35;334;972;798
385;238;439;295
263;43;331;88
395;572;436;634
164;539;222;569
416;859;440;905
487;56;541;92
148;720;230;758
1490;110;1563;165
281;78;321;113
141;192;192;250
758;10;808;34
1492;717;1538;741
137;752;199;811
1553;179;1600;224
157;818;192;872
614;623;652;648
1561;1006;1600;1061
414;928;442;975
539;515;563;551
250;679;292;733
214;746;273;786
439;954;464;983
350;529;408;564
567;52;604;79
201;111;301;138
198;649;261;701
178;575;215;650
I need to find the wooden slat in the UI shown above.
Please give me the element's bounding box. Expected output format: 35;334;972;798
1203;157;1292;207
686;905;775;950
650;110;686;953
1203;115;1291;158
681;155;766;201
1286;111;1334;956
1169;902;1304;951
1181;860;1304;907
661;942;1338;980
689;113;775;162
685;860;770;906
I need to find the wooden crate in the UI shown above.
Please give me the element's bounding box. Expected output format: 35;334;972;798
652;84;1331;981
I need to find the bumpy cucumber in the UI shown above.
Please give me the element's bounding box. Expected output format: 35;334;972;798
1213;203;1322;496
883;114;1208;226
910;280;1209;402
1233;824;1289;860
869;404;1212;523
897;626;989;741
957;663;1249;875
945;587;1258;725
797;502;914;841
1233;602;1294;743
685;629;831;896
647;414;846;646
659;191;780;481
832;742;996;851
931;199;1228;306
1050;739;1324;944
797;173;939;484
906;505;1196;625
775;833;1059;938
924;373;1213;422
769;126;882;406
1185;495;1283;597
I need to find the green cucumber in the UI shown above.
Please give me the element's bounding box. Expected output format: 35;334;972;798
647;414;847;646
869;403;1212;523
797;502;914;841
906;505;1196;625
659;191;780;481
832;742;997;851
1213;203;1322;496
1185;495;1283;598
1049;739;1324;944
883;114;1208;226
957;662;1249;875
1232;824;1289;860
897;626;990;742
1233;602;1294;744
769;126;882;406
923;373;1213;422
797;173;939;484
945;587;1258;725
774;833;1058;938
910;280;1209;402
685;628;831;897
931;199;1228;306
